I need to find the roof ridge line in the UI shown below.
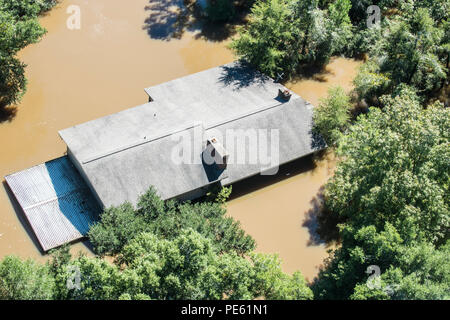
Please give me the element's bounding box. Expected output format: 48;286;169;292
81;97;303;165
81;122;204;164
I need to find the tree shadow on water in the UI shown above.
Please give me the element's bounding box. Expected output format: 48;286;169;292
0;102;17;123
302;186;343;247
143;0;199;40
143;0;248;41
286;61;335;85
194;20;237;42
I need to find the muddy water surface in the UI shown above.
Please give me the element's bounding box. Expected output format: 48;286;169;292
227;57;362;281
0;0;233;261
0;0;361;280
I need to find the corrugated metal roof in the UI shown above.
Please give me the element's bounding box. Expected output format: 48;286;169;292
5;156;100;251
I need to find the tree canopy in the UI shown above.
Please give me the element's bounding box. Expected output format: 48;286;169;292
312;86;449;299
88;187;256;256
0;0;448;301
0;189;312;300
230;0;353;78
313;86;352;146
0;0;56;108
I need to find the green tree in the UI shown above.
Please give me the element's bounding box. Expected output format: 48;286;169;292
353;59;391;105
294;0;352;64
313;86;351;146
88;202;148;256
313;223;450;300
55;255;122;300
251;253;313;299
350;240;450;300
313;86;449;300
230;0;298;78
230;0;352;77
117;229;312;300
0;0;56;107
324;87;449;245
327;0;353;54
0;256;55;300
354;7;448;103
88;187;255;256
117;229;237;299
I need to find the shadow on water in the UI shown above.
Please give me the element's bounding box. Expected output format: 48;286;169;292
0;104;17;123
302;186;343;247
143;0;248;41
285;62;335;85
143;0;194;40
3;180;45;255
228;154;319;201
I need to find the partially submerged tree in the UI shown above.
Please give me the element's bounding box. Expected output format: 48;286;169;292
0;256;55;300
88;187;255;256
313;86;351;146
325;87;449;244
354;6;448;103
313;86;449;299
41;229;313;300
0;0;57;108
313;223;450;300
230;0;352;77
230;0;298;78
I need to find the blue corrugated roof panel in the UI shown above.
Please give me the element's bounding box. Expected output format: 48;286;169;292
5;156;100;251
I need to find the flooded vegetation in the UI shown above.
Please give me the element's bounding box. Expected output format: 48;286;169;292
1;0;446;302
1;0;360;279
227;58;361;281
0;0;234;261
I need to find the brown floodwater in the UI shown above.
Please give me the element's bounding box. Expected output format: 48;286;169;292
227;58;362;281
0;0;361;280
0;0;234;262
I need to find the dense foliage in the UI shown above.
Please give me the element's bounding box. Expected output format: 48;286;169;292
88;187;255;256
313;224;450;300
0;0;448;301
354;3;449;104
0;256;55;300
313;86;351;145
231;0;449;91
312;87;449;299
0;189;312;300
275;0;449;300
0;0;56;108
230;0;353;77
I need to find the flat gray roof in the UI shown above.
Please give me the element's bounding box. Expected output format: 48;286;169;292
59;62;325;208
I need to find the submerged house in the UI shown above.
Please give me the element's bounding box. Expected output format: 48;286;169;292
5;62;325;252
